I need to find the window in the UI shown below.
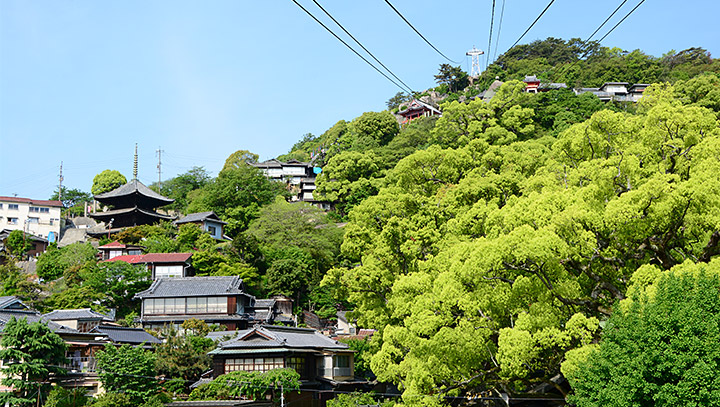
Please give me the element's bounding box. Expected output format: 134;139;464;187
27;217;39;224
225;357;284;373
207;225;217;235
187;297;206;313
29;207;49;213
207;297;226;313
0;203;3;209
128;249;142;255
7;218;18;225
155;265;183;279
286;356;305;374
335;355;350;368
8;204;18;210
144;296;226;315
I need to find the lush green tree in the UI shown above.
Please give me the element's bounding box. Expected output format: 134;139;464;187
95;343;158;404
91;169;127;195
50;187;92;217
434;64;469;93
222;149;260;171
81;261;151;318
44;386;88;407
386;91;412;110
154;328;212;388
0;318;67;407
328;392;390;407
566;260;720;406
188;369;300;402
151;166;211;212
36;242;96;281
4;230;33;258
350;111;400;147
314;151;383;217
0;261;43;306
90;392;133;407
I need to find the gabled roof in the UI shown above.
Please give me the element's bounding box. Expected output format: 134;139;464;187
175;211;227;225
213;325;348;352
91;324;162;345
93;179;174;207
103;252;193;265
0;309;77;334
250;159;283;169
397;99;442;116
98;241;127;249
253;299;276;309
134;276;247;299
0;196;63;207
43;308;114;322
0;296;28;310
523;75;540;83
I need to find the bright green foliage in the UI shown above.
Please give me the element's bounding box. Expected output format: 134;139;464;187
188;369;300;401
5;230;33;258
186;162;287;236
222;149;260;171
567;260;720;407
315;151;383;217
435;64;469;93
328;392;391;407
91;169;127;195
326;83;720;399
36;242;96;281
350;111;400;147
91;392;133;407
0;317;67;407
0;261;42;304
50;187;92;217
95;343;158;404
151;166;211;212
44;386;88;407
339;337;376;379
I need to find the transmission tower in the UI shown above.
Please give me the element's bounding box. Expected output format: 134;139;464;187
466;46;485;77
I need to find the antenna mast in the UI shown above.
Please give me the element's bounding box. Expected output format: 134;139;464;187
156;147;164;188
133;144;138;180
466;46;485;77
58;161;64;204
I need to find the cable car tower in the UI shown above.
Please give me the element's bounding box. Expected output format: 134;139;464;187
466;46;484;77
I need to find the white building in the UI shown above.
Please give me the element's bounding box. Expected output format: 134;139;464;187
0;196;62;241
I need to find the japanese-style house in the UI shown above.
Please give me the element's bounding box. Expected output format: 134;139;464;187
43;308;115;332
89;178;175;235
103;252;194;279
97;240;144;260
134;276;254;331
174;211;228;240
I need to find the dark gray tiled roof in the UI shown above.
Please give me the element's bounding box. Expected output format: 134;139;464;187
92;325;161;344
218;325;348;351
254;299;275;308
0;310;77;334
94;179;173;203
175;211;227;225
0;296;27;310
134;276;248;299
43;308;113;322
89;206;175;220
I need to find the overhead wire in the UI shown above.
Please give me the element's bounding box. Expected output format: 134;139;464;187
310;0;415;94
508;0;556;51
491;0;506;63
290;0;414;94
486;0;496;70
552;0;645;82
382;0;461;64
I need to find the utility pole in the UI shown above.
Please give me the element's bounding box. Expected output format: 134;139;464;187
58;161;64;205
156;147;164;188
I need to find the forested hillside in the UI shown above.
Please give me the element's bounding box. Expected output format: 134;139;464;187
2;38;719;405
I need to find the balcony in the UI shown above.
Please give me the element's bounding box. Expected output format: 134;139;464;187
61;357;97;373
317;367;352;378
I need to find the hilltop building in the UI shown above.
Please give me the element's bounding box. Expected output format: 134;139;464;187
89;179;174;234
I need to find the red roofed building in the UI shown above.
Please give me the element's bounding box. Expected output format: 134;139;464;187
98;241;144;260
396;99;442;124
104;251;193;279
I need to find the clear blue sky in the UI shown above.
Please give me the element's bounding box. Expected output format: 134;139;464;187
1;0;718;199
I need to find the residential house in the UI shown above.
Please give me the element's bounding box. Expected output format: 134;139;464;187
573;81;652;102
43;308;115;332
396;99;442;124
0;229;49;258
174;211;228;240
250;159;314;186
208;325;366;406
89;325;162;348
249;296;295;325
335;311;356;336
104;252;194;279
97;240;144;260
0;196;62;242
628;83;650;101
134;276;254;331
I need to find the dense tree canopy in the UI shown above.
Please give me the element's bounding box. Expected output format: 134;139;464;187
92;169;127;195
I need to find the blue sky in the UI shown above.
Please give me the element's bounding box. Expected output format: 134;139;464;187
1;0;718;199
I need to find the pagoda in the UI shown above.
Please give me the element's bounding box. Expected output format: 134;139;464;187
90;146;175;232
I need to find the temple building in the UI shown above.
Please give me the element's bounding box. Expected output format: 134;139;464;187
90;179;174;233
89;146;175;234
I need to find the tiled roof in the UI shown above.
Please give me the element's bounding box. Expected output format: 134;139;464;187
43;308;114;322
0;196;63;207
254;299;276;309
92;325;161;344
99;241;126;249
89;206;175;220
175;211;227;225
134;276;247;298
0;296;27;310
0;310;77;334
102;252;192;264
215;325;348;351
94;179;174;203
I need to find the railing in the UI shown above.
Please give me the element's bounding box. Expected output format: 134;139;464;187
317;367;352;378
61;357;97;373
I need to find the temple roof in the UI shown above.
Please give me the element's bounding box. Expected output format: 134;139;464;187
94;179;174;208
89;206;175;228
